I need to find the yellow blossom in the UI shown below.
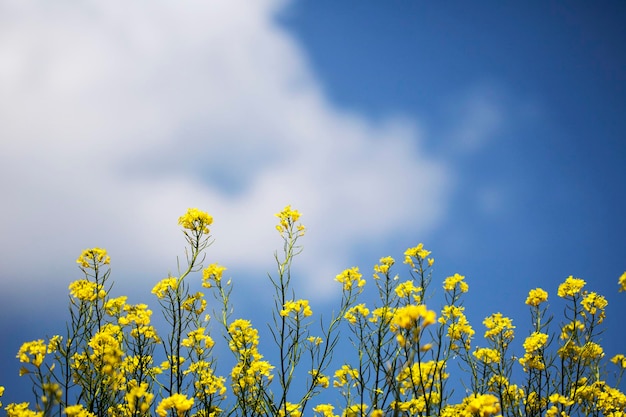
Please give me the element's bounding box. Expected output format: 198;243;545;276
312;404;336;417
557;275;586;298
151;277;178;299
443;273;469;293
280;299;313;318
275;205;305;236
76;248;110;268
525;288;548;307
473;347;501;364
403;243;431;267
343;303;370;325
335;267;365;291
5;403;43;417
278;402;301;417
202;263;227;288
68;280;106;302
619;271;626;292
17;340;47;367
156;394;194;417
178;208;213;234
611;354;626;368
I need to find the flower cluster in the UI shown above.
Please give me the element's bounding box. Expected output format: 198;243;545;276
3;207;625;417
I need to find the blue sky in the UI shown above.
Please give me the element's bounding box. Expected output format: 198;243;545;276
1;0;625;410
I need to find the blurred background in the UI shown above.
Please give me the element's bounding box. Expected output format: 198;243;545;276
1;0;625;408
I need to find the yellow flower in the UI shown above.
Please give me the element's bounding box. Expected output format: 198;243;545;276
483;312;515;341
525;288;548;307
333;365;359;388
473;347;501;364
5;403;43;417
618;271;626;292
17;340;47;367
343;303;370;325
275;205;305;236
278;402;301;417
0;385;4;408
464;394;501;417
373;256;395;277
68;280;106;302
76;248;110;268
335;267;365;291
156;394;194;417
178;208;213;234
151;277;178;299
307;336;323;346
309;370;330;388
581;292;608;322
443;273;469;293
391;304;436;331
611;354;626;368
523;332;548;353
403;243;431;267
280;299;313;318
557;275;586;298
312;404;336;417
202;263;227;288
394;280;422;299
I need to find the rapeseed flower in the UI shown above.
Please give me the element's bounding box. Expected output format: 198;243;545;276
202;263;227;288
17;340;47;367
443;273;469;293
76;247;110;268
275;205;305;236
5;402;43;417
178;208;213;234
343;303;369;325
557;275;586;298
280;299;313;318
312;404;336;417
619;271;626;292
403;243;431;267
68;280;106;302
525;288;548;306
278;402;301;417
156;393;194;417
151;277;178;299
335;267;365;291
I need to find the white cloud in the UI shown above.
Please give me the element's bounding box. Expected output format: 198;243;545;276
0;0;451;304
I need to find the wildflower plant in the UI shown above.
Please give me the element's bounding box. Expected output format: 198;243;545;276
2;206;625;417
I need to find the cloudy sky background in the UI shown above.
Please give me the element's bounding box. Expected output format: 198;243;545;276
1;0;625;407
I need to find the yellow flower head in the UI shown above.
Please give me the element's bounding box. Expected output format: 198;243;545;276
473;347;501;364
335;267;365;291
151;277;178;299
581;292;608;322
344;303;370;325
68;280;106;302
557;275;586;298
156;394;194;417
280;299;313;318
373;256;395;277
278;402;302;417
17;340;47;367
525;288;548;307
275;205;305;237
443;273;469;293
76;248;110;268
403;243;431;268
523;332;548;353
394;280;422;299
483;312;515;341
6;403;43;417
202;263;227;288
178;208;213;234
619;271;626;292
